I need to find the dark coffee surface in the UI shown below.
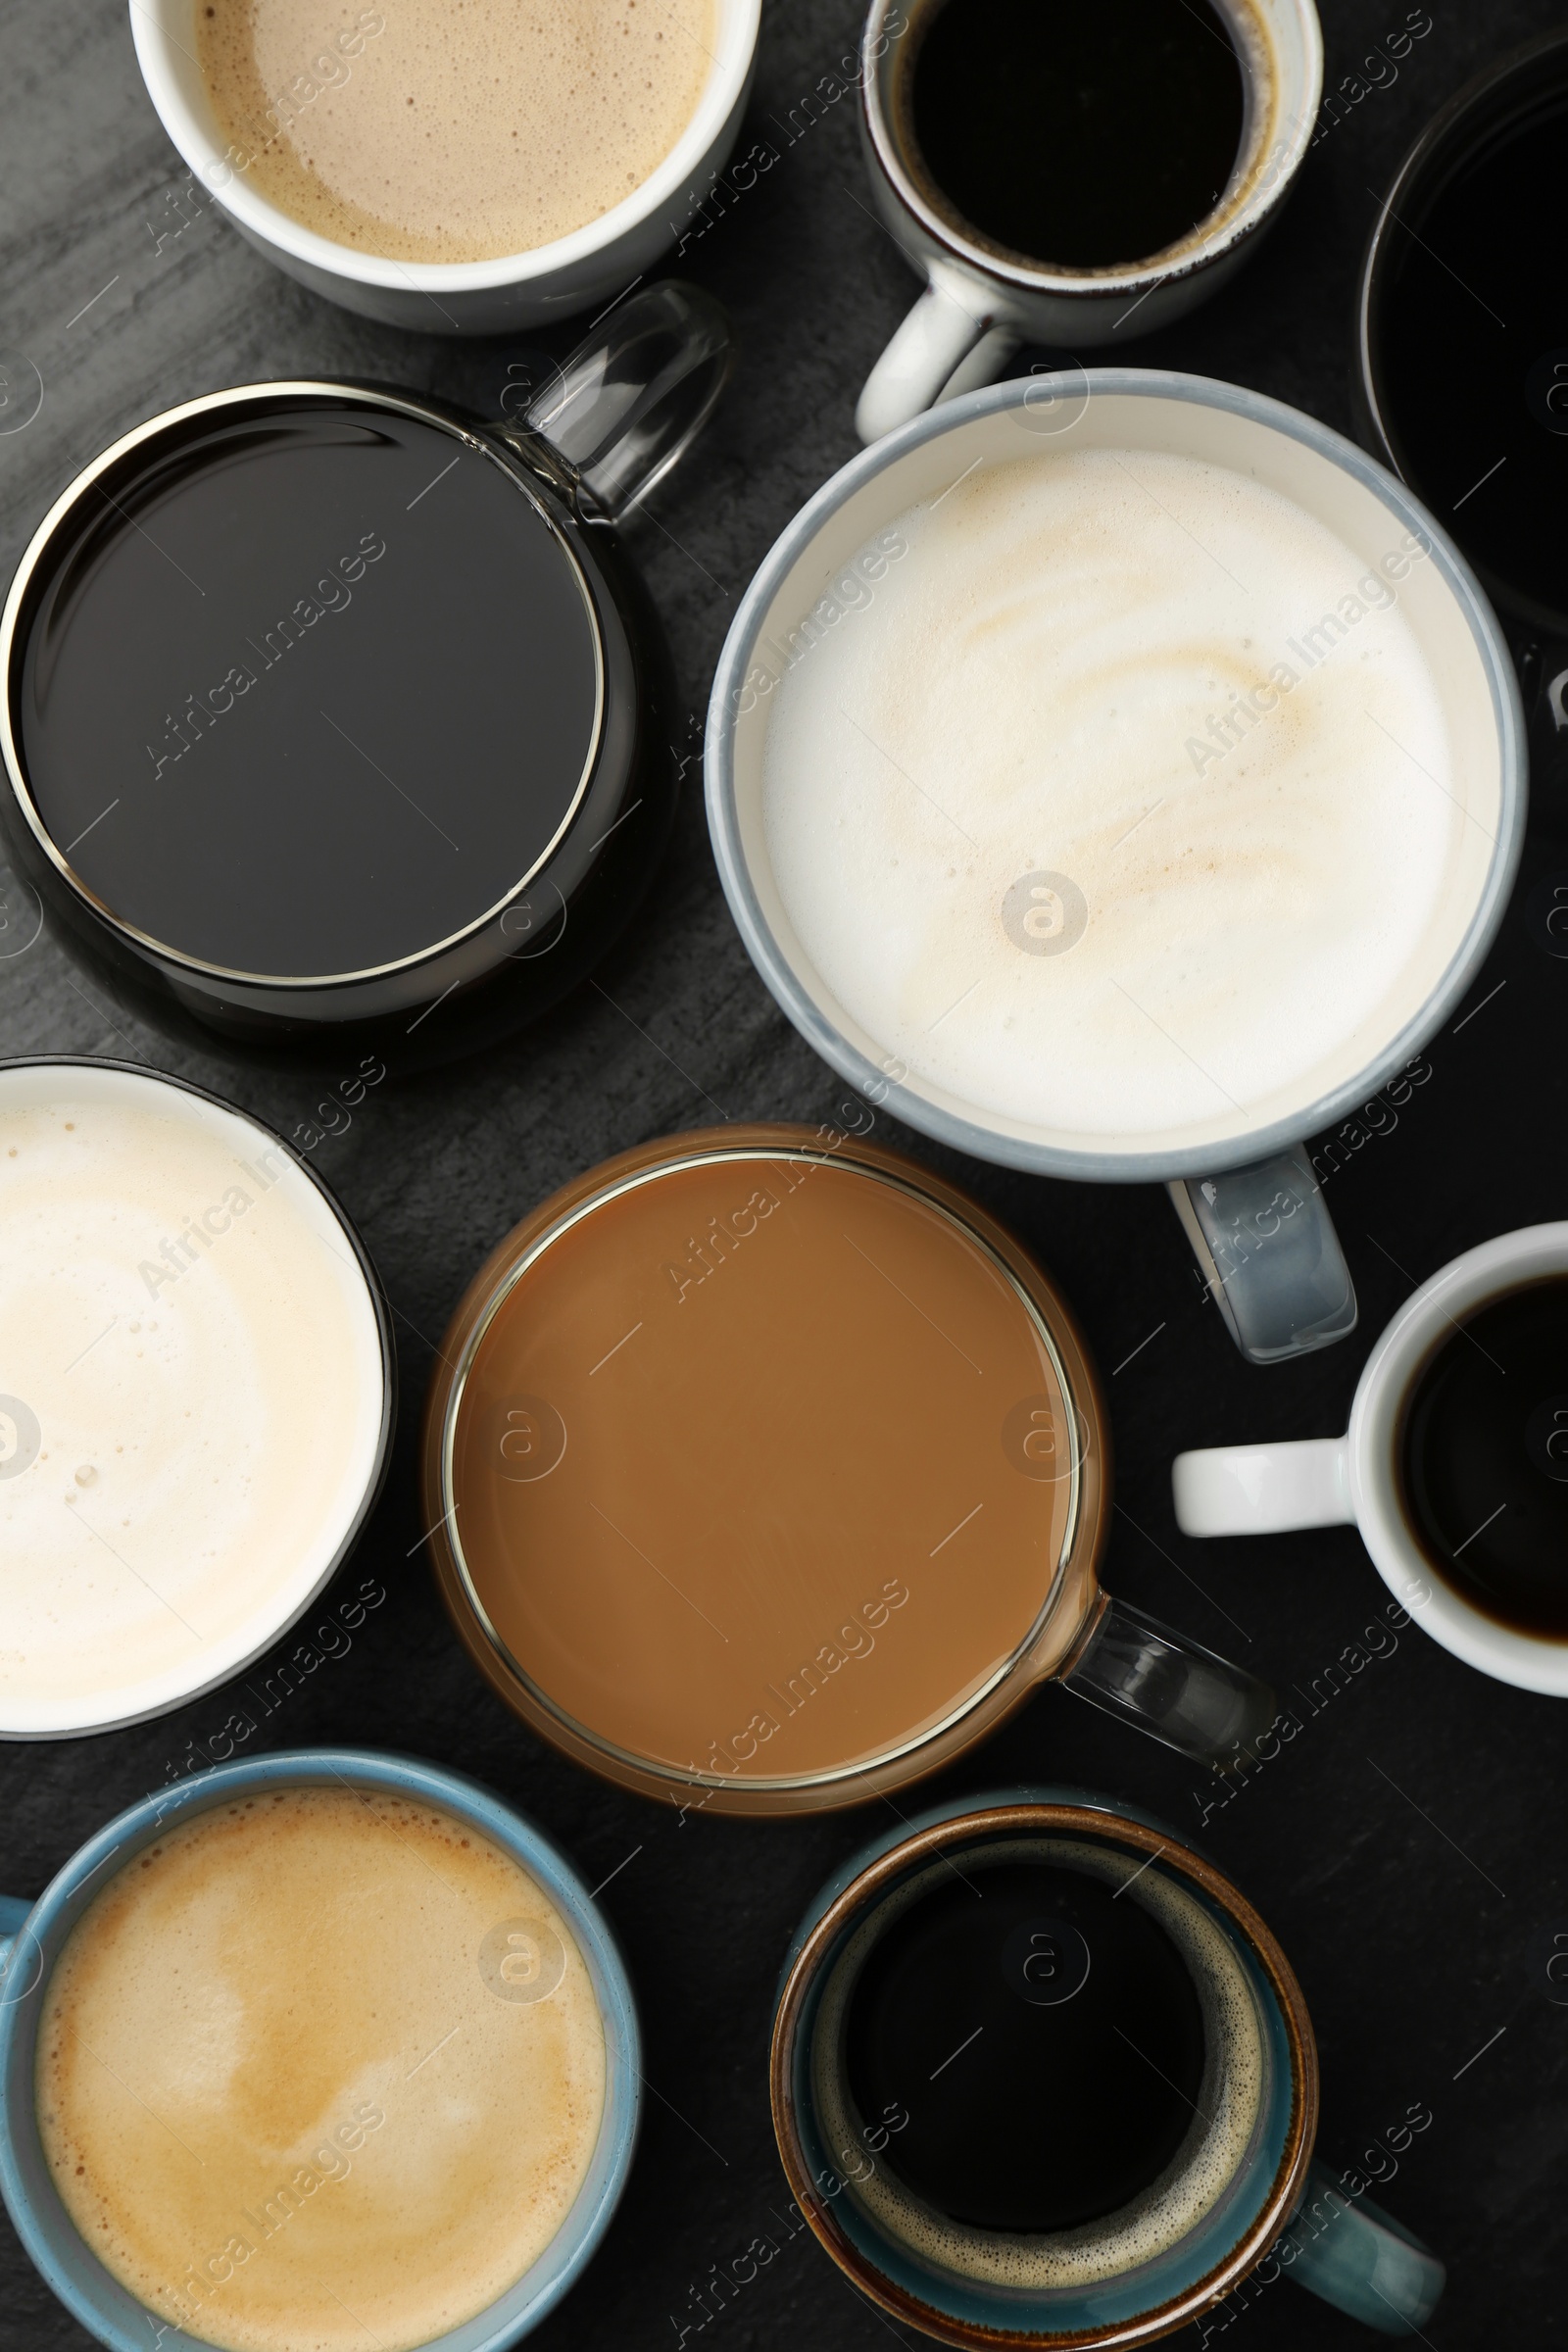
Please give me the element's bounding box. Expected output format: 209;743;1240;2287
846;1859;1205;2231
904;0;1245;269
1372;77;1568;628
17;405;598;977
1400;1278;1568;1637
1;5;1566;2348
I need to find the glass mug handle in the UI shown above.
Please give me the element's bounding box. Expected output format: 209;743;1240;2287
1169;1146;1359;1364
1057;1592;1277;1766
1270;2159;1446;2335
508;279;732;522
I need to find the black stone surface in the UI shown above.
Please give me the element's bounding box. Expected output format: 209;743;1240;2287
1;2;1564;2345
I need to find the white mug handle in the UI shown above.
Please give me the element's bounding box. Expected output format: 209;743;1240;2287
856;262;1019;443
1172;1436;1352;1537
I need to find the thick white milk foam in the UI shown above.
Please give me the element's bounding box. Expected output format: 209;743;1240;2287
0;1096;382;1732
761;450;1463;1148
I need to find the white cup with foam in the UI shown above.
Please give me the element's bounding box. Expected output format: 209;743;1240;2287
704;371;1525;1363
127;0;760;333
0;1057;393;1737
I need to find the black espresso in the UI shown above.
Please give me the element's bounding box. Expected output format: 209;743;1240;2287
16;402;600;979
1399;1277;1568;1638
899;0;1247;270
845;1859;1204;2231
1370;78;1568;627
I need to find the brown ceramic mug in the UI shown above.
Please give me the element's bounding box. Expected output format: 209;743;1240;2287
420;1122;1274;1814
770;1792;1445;2343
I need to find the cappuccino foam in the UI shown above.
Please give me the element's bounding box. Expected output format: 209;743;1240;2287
761;450;1466;1151
0;1090;383;1733
199;0;717;264
37;1788;606;2352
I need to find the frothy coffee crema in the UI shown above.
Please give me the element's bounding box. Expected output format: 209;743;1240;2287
198;0;716;263
813;1838;1264;2288
0;1099;382;1731
762;451;1461;1150
37;1788;606;2352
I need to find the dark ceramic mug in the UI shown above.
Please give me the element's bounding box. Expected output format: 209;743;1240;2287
772;1789;1445;2344
0;282;727;1066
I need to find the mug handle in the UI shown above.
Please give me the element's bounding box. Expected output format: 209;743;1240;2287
1172;1436;1352;1537
1056;1592;1277;1764
855;261;1019;444
1275;2159;1446;2335
511;279;732;522
1168;1147;1359;1364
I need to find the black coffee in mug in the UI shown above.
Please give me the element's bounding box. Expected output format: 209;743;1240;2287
812;1835;1265;2290
845;1860;1203;2231
895;0;1247;270
1399;1276;1568;1636
17;403;598;980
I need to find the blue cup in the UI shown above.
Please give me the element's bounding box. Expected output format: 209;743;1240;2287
0;1747;640;2351
770;1789;1444;2343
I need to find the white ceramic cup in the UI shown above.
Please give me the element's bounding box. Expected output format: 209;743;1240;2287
855;0;1322;442
1173;1225;1568;1693
128;0;760;333
0;1057;393;1738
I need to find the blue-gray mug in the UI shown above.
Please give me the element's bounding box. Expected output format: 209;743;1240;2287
706;369;1524;1366
770;1789;1444;2343
0;1747;640;2351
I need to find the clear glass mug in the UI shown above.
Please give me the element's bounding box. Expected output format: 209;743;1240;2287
421;1120;1278;1815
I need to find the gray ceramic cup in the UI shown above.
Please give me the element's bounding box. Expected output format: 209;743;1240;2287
704;370;1525;1364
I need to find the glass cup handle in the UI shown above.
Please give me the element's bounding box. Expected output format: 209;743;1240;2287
1168;1146;1358;1364
1274;2159;1446;2335
507;279;732;522
1057;1592;1277;1765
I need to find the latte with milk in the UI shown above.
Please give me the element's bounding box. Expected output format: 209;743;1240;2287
760;448;1469;1154
0;1079;384;1733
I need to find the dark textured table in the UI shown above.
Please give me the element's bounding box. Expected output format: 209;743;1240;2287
1;2;1564;2344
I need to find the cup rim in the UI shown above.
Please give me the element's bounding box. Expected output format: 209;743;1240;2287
1357;24;1568;635
858;0;1324;301
0;1746;641;2352
769;1796;1317;2348
0;380;607;992
128;0;761;294
704;366;1527;1183
0;1055;395;1737
1348;1222;1568;1693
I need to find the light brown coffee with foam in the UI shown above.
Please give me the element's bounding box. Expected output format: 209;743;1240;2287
198;0;717;264
37;1788;606;2352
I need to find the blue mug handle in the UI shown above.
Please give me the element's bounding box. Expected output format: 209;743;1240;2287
1277;2160;1445;2335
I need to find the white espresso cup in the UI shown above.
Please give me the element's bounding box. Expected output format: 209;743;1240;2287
1173;1225;1568;1693
854;0;1322;442
128;0;760;333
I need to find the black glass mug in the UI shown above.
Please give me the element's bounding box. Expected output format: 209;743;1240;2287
0;282;728;1066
